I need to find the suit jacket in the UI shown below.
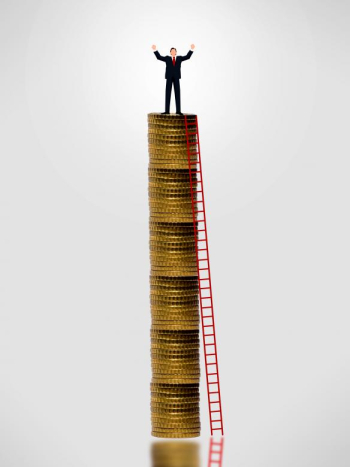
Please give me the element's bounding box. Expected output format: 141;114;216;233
154;50;193;79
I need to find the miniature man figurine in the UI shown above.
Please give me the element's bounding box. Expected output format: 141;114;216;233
151;44;195;115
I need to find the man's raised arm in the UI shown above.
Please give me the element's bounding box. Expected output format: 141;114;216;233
181;44;195;62
152;44;166;62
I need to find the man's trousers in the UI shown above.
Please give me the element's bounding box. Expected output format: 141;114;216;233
165;76;181;113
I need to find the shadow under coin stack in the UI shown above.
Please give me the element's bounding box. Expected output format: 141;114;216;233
148;113;200;438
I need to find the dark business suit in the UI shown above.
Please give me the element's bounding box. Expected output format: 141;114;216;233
154;50;193;113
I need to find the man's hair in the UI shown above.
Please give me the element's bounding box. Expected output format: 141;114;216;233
170;47;177;53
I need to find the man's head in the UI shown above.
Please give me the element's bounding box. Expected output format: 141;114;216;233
170;47;177;57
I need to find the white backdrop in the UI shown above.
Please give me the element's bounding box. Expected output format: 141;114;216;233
1;0;349;465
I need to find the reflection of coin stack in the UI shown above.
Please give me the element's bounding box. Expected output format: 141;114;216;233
151;441;200;467
148;113;200;438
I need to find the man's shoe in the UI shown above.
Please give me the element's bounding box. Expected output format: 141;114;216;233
162;112;169;114
176;112;183;115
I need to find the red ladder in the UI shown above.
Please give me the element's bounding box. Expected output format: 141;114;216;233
208;437;225;467
184;115;224;436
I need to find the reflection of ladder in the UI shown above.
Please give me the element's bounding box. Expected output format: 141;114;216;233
184;115;224;436
208;437;225;467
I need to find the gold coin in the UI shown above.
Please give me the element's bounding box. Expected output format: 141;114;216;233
151;304;199;310
151;329;199;335
151;428;200;435
151;321;199;326
151;311;199;316
151;425;200;431
151;410;200;417
151;340;200;346
152;372;200;378
151;369;200;375
148;174;196;179
151;394;199;400
148;181;196;187
150;249;196;256
151;412;200;419
151;338;199;343
150;288;198;294
151;327;200;332
150;387;199;394
149;202;194;208
151;398;200;404
151;357;200;364
151;298;198;305
151;434;200;439
150;242;195;249
148;166;193;171
152;362;200;368
151;421;200;428
151;387;199;393
151;426;201;432
152;376;200;383
151;306;199;311
151;317;199;322
151;327;199;333
151;388;199;394
151;346;200;352
151;419;200;424
151;349;199;358
149;221;195;227
150;389;199;395
150;287;198;294
151;329;199;334
151;395;200;402
148;149;195;156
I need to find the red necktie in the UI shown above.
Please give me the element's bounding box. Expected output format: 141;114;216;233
173;57;175;66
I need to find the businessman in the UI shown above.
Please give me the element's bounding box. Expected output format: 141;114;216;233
152;44;195;115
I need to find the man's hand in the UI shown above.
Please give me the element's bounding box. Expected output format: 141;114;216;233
152;45;157;50
190;44;195;50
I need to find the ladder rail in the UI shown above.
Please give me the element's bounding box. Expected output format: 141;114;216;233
185;115;224;436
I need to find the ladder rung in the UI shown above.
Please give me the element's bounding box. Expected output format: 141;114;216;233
187;131;197;135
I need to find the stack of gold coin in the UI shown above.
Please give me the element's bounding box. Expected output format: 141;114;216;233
149;168;198;222
151;440;200;467
148;113;200;438
149;222;198;276
151;382;200;438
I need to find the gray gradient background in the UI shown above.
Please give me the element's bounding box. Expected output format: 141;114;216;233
1;0;349;465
